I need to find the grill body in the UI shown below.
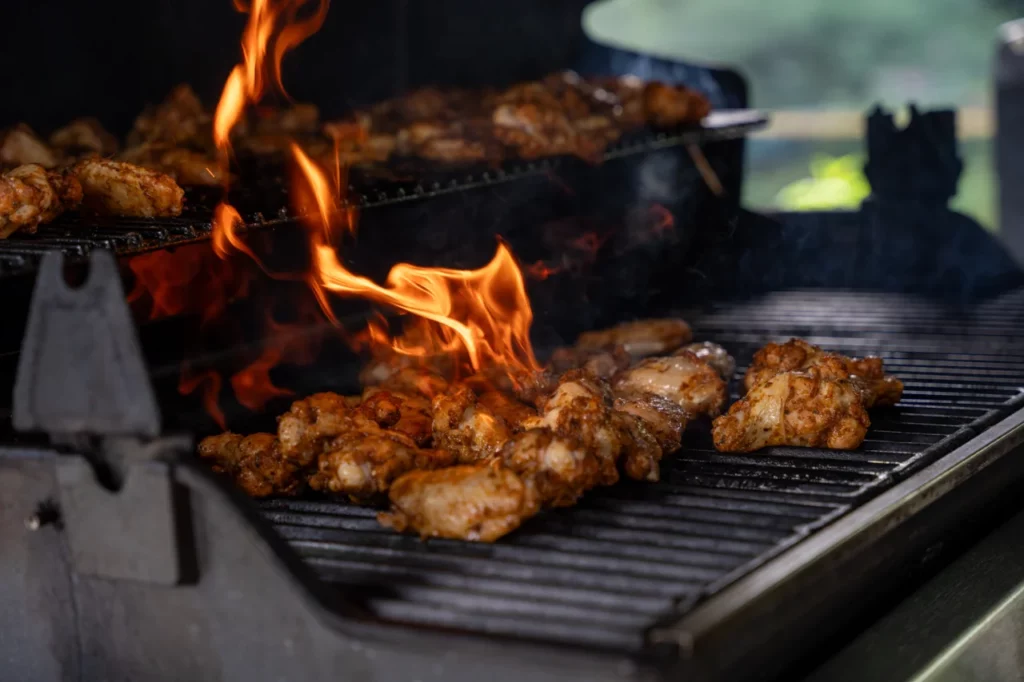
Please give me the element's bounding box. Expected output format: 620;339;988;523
5;288;1024;682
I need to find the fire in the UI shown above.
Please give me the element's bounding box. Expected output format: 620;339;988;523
649;204;675;234
180;368;227;430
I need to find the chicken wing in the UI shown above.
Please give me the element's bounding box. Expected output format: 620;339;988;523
712;371;871;452
119;146;224;187
613;352;727;418
0;125;58;169
744;338;904;408
0;164;82;238
277;391;368;466
432;385;513;463
575;318;692;359
129;84;212;148
678;341;736;380
548;343;631;379
360;387;434;446
642;82;712;127
50;118;119;157
197;432;305;498
379;461;541;542
500;428;602;506
72;158;184;217
309;430;454;502
477;390;538;432
612;390;688;453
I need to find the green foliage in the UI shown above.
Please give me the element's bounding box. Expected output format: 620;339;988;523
775;154;871;210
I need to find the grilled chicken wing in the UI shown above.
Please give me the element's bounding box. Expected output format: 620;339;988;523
432;385;513;463
0;165;82;238
277;392;366;466
50;118;119;157
549;344;632;379
72;158;184;217
642;82;712;127
500;428;602;506
678;341;736;380
119;146;224;186
0;125;58;169
613;352;727;418
712;371;871;452
380;461;541;542
477;390;538;432
360;388;434;446
197;432;305;498
309;430;454;502
744;338;904;408
575;318;692;359
612;390;688;453
129;84;212;148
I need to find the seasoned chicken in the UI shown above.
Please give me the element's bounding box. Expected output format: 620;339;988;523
678;341;736;380
360;387;434;446
1;125;58;168
613;352;727;418
72;158;184;217
477;390;538;432
380;461;541;542
642;82;712;128
744;338;903;408
432;385;513;463
129;84;212;148
197;432;305;498
120;146;224;187
575;318;692;359
50;118;119;157
614;411;664;482
612;390;688;453
0;165;82;238
277;392;367;466
309;430;454;502
527;371;625;485
712;371;871;452
492;102;600;162
548;344;631;379
500;428;602;505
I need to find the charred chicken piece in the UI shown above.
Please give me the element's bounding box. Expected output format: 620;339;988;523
1;125;58;169
432;385;513;463
613;351;728;418
612;390;688;453
576;318;693;359
380;461;541;542
72;158;184;217
712;371;871;452
197;432;305;498
0;164;82;238
678;341;736;380
548;344;632;379
277;392;370;467
360;388;434;446
309;430;454;502
500;428;602;506
49;118;119;158
528;370;625;485
743;338;903;408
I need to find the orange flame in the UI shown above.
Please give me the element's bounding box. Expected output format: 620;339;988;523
649;204;675;234
180;368;227;430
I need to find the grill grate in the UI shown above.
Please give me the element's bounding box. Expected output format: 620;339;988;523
257;288;1024;653
0;110;766;278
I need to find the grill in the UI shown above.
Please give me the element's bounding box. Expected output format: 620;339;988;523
255;288;1024;654
0;110;766;278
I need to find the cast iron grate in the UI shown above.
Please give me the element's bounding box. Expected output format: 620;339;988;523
257;288;1024;653
0;110;766;278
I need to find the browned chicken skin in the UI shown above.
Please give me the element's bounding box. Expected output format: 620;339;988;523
72;158;184;217
431;385;513;463
277;392;365;467
575;318;692;359
380;461;540;542
613;352;728;418
744;338;904;408
197;432;305;498
477;390;538;432
0;165;82;238
678;341;736;380
360;387;434;446
548;344;632;379
712;371;871;452
500;428;603;506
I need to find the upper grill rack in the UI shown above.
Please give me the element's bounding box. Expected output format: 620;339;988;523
258;288;1024;654
0;110;766;278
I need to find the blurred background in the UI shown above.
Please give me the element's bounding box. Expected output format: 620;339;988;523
586;0;1024;229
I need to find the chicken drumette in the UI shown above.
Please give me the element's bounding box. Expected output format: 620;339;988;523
198;432;305;498
431;384;513;463
0;164;82;238
575;317;692;359
73;158;184;217
677;341;736;380
613;351;728;418
500;428;603;506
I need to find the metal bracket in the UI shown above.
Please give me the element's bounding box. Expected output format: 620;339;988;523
13;249;160;438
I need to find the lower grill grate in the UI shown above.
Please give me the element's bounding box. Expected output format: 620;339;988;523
0;110;765;278
258;289;1024;652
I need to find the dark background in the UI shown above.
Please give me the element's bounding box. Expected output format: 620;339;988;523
0;0;590;133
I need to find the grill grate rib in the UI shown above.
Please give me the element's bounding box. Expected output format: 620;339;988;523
256;289;1024;653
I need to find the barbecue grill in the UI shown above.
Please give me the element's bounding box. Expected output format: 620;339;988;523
4;7;1024;682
